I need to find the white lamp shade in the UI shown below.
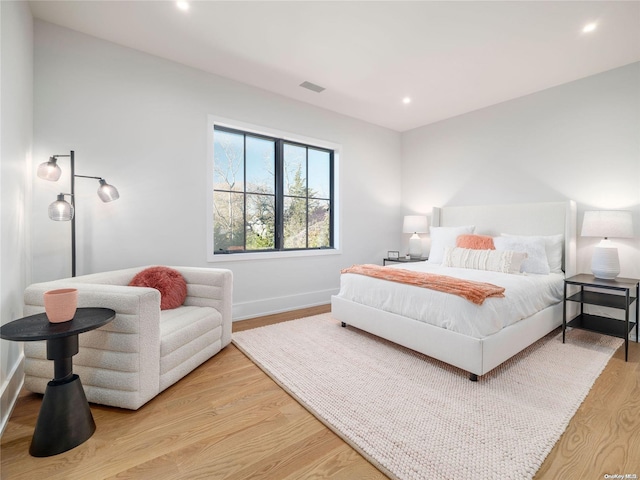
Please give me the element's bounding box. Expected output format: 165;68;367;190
97;180;119;202
48;195;74;221
581;210;633;238
403;215;428;234
37;159;62;181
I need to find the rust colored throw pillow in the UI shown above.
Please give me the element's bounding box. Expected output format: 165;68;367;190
456;234;495;250
129;266;187;310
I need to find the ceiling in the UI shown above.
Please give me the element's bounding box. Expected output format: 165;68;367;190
29;1;640;132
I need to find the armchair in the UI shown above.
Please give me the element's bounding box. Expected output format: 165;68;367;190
22;266;232;410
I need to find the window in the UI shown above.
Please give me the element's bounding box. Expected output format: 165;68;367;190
213;125;334;254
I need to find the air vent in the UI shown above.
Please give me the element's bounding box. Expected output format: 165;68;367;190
299;81;326;93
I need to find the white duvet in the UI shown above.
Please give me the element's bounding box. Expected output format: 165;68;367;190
336;262;564;339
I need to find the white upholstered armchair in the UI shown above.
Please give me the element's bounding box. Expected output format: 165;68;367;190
22;266;232;410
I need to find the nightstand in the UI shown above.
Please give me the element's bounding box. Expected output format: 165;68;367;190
563;274;639;361
383;257;428;266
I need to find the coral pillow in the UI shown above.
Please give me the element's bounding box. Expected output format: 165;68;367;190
456;234;495;250
129;266;187;310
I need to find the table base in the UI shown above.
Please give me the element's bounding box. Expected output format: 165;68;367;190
30;374;96;457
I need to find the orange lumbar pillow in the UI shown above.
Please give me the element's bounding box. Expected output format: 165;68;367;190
129;266;187;310
456;234;495;250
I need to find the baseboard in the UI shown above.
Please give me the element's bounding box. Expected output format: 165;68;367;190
0;352;24;436
232;288;338;321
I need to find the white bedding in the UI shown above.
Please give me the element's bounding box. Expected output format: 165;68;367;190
336;263;564;339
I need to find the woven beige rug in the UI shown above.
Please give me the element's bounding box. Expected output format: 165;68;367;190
232;313;622;480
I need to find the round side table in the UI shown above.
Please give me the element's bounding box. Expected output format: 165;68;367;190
0;308;115;457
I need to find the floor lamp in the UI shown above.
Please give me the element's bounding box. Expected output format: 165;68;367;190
37;150;119;277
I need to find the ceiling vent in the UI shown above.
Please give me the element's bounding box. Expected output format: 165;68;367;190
299;81;326;93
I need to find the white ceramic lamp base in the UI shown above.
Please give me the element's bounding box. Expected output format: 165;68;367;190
591;241;620;280
408;233;422;259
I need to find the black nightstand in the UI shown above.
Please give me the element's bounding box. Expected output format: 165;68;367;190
383;257;428;266
563;274;639;361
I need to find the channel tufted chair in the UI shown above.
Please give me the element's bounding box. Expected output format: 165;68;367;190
22;266;232;410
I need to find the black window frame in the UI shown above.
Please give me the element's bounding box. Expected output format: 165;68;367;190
213;125;335;254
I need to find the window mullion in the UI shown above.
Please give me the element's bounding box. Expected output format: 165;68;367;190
275;139;284;250
243;134;247;252
305;147;309;249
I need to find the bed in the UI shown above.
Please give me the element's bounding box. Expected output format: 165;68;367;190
331;201;577;381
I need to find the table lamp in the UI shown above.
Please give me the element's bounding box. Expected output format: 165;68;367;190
403;215;428;259
581;210;633;280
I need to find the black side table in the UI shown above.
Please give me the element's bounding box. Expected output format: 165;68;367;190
383;257;428;266
563;274;639;361
0;307;115;456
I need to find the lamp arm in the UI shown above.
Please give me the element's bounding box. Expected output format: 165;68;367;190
74;174;104;180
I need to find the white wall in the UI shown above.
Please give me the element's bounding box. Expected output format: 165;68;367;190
32;20;638;322
32;21;402;319
1;1;33;432
402;62;640;279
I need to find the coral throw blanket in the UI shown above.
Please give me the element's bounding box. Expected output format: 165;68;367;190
341;264;505;305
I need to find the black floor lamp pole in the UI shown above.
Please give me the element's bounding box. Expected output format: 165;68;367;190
70;150;76;277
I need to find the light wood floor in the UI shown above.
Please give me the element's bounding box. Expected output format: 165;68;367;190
1;305;638;479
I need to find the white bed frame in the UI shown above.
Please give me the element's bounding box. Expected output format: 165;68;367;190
331;201;577;380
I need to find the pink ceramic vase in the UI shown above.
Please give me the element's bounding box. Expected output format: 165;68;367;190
43;288;78;323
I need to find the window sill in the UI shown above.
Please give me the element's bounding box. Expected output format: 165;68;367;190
208;248;341;263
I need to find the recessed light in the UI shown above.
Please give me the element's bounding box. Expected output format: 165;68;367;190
402;97;411;105
176;1;189;11
582;22;597;33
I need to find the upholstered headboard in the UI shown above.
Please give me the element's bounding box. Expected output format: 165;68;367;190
432;201;577;276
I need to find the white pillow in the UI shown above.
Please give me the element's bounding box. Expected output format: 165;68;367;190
443;247;527;274
501;233;564;273
493;236;550;275
428;225;475;264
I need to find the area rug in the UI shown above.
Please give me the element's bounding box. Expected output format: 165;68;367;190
232;314;622;480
